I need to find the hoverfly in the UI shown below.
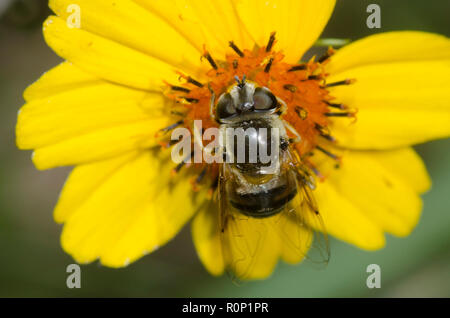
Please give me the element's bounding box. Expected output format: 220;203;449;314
209;76;330;280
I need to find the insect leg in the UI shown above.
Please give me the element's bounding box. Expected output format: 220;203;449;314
282;120;301;143
208;83;216;121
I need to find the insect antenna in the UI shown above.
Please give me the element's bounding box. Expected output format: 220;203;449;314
234;75;247;88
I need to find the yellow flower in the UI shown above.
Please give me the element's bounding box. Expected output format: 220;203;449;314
16;0;450;280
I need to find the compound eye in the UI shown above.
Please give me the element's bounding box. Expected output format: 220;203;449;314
253;87;278;111
216;93;236;120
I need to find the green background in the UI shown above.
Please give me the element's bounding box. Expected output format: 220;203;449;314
0;0;449;297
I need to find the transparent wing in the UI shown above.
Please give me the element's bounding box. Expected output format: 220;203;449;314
218;163;279;281
284;147;330;266
218;148;329;281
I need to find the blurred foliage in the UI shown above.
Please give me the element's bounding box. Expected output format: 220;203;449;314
0;0;449;297
0;0;50;29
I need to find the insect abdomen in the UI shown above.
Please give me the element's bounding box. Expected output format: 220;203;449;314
229;184;297;218
227;168;298;218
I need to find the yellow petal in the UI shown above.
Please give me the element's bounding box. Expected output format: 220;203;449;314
327;31;450;74
191;193;314;279
24;62;100;102
59;150;205;267
191;200;225;276
43;16;180;90
54;152;140;223
135;0;254;58
370;147;431;194
17;82;172;169
221;212;281;280
314;180;386;250
234;0;336;63
19;83;156;148
49;0;205;78
324;150;424;237
327;60;450;149
277;203;314;265
31;119;167;170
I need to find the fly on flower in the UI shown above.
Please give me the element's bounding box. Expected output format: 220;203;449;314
206;72;331;280
162;27;363;278
161;32;346;279
16;0;450;281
